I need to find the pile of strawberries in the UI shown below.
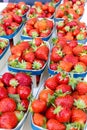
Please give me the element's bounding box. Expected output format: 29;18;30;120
27;1;55;19
0;72;32;129
8;38;49;70
31;73;87;130
55;1;84;20
1;2;29;16
0;38;8;55
22;18;53;38
0;13;22;36
49;39;87;73
56;20;87;41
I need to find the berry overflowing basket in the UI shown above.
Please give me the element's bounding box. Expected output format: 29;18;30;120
7;38;50;75
30;73;87;130
0;72;32;129
21;18;54;41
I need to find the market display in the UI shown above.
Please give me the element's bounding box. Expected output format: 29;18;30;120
0;0;87;129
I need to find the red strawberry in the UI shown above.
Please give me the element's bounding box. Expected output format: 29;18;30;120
73;45;84;56
35;45;49;61
71;108;87;124
55;72;69;85
0;87;8;99
55;95;74;108
0;112;18;129
54;106;71;123
17;85;31;99
59;61;73;72
68;40;78;48
17;99;29;112
0;98;16;112
62;45;73;55
23;50;35;63
34;37;43;46
47;119;66;130
67;21;77;27
12;14;22;24
74;62;86;73
32;59;45;70
46;106;56;119
28;29;39;38
79;54;87;65
33;113;46;127
76;81;87;95
74;95;87;110
39;89;54;102
45;76;58;90
7;86;17;94
50;62;58;70
56;84;72;94
51;47;63;62
2;72;14;86
15;72;32;86
63;54;78;66
31;99;46;113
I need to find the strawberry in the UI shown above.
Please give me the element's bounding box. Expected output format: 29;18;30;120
31;99;47;113
56;84;72;94
73;62;86;73
74;95;87;110
12;14;22;24
63;54;78;66
7;86;17;94
71;108;87;124
76;81;87;95
47;119;66;130
73;45;84;56
0;98;16;112
33;113;46;127
62;45;73;55
2;72;14;86
32;59;45;70
55;72;69;85
17;85;31;99
54;106;71;123
76;32;86;40
51;47;64;62
17;99;29;112
46;19;53;29
28;29;39;38
0;112;18;129
35;45;49;61
79;54;87;65
0;87;8;99
55;94;74;108
34;37;43;46
45;76;58;90
23;50;35;63
58;61;73;72
66;21;77;27
46;106;56;119
39;89;54;102
15;72;32;86
50;62;58;70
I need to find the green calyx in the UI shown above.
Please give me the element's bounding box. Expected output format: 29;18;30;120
18;60;27;69
9;79;19;87
56;49;64;57
32;32;39;38
57;21;64;27
32;61;42;70
0;42;7;49
15;111;24;122
64;26;70;32
53;106;62;114
69;77;81;90
8;59;19;68
76;34;84;40
9;94;21;102
74;64;85;73
66;122;85;130
17;102;26;111
74;99;86;110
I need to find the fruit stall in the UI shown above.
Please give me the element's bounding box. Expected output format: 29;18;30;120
0;0;87;130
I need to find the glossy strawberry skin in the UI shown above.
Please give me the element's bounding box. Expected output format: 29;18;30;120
0;112;18;129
